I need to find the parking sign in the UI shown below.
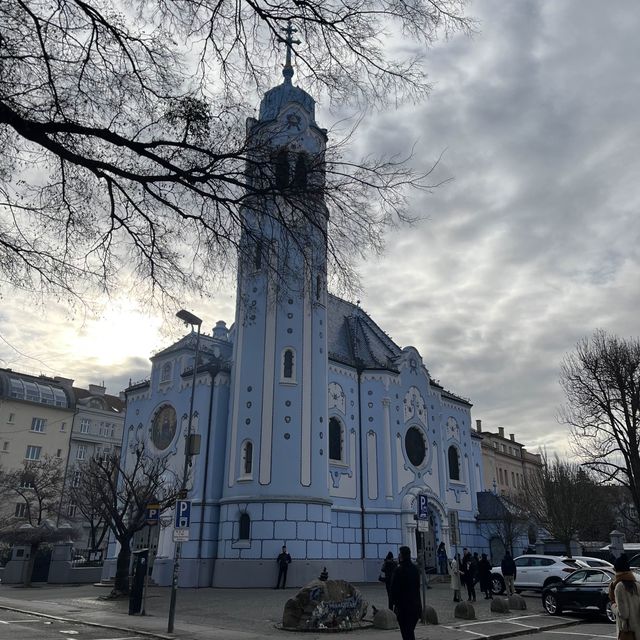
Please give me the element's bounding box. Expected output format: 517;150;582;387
146;503;160;526
175;500;191;529
417;493;429;520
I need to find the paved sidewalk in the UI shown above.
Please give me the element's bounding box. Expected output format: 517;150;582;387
0;581;584;640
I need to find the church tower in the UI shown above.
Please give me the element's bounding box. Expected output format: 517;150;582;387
215;24;331;586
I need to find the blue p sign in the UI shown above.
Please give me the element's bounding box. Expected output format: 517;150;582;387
175;500;191;529
146;503;160;525
418;494;429;520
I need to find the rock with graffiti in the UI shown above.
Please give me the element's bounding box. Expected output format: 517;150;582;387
282;579;369;631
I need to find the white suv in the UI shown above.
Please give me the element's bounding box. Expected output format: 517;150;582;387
491;555;581;594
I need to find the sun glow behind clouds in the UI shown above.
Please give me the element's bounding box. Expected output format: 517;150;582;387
74;304;164;367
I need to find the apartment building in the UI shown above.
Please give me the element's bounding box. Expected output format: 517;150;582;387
476;419;543;498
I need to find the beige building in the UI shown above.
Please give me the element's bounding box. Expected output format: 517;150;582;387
0;369;124;539
0;369;75;500
476;419;542;498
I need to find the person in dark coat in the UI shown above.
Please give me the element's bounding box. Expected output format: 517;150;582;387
462;550;477;601
381;551;398;609
437;542;448;575
275;545;292;589
478;553;493;599
390;546;422;640
501;551;516;596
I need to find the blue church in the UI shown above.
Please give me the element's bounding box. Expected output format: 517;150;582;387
107;45;487;588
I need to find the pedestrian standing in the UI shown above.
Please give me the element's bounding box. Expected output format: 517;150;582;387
437;542;448;575
449;555;462;602
390;546;422;640
613;555;640;640
462;550;476;601
501;551;516;596
275;545;291;589
478;553;493;599
381;551;398;610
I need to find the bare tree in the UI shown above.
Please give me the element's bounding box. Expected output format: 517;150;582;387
523;453;601;555
481;494;531;558
0;455;74;585
0;1;473;307
560;330;640;532
71;446;180;595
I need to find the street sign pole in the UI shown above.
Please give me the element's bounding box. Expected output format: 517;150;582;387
417;494;429;624
167;310;202;634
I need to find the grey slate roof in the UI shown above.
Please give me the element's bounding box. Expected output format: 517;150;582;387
326;295;402;370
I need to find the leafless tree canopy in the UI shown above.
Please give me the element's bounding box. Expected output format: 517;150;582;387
71;446;180;593
523;452;602;554
0;454;65;527
560;329;640;528
0;0;472;307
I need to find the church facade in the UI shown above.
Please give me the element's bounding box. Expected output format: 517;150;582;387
105;53;488;588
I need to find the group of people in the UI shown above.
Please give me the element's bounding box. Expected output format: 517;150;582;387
447;547;496;602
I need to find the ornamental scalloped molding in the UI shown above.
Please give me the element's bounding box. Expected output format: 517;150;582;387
214;371;230;386
328;363;358;380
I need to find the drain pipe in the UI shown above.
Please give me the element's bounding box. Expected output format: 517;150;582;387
356;365;365;558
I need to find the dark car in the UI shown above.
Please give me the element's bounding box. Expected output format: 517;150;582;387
541;568;618;623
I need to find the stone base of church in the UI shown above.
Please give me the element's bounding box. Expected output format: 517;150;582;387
211;557;382;588
103;555;387;589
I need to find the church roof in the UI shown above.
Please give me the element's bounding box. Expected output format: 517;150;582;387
327;295;402;370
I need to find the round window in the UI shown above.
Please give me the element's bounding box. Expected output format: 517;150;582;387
151;405;177;450
405;426;426;467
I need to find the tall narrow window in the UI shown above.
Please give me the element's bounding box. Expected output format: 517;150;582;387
242;441;253;477
239;513;251;540
329;417;343;462
448;445;460;481
282;348;296;382
254;239;262;270
25;445;41;461
274;149;289;189
160;361;172;383
292;154;308;190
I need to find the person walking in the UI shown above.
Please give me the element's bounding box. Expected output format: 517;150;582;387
275;545;291;589
501;551;516;596
437;542;448;575
462;550;477;601
381;551;398;610
390;546;422;640
478;553;493;599
612;555;640;640
449;554;462;602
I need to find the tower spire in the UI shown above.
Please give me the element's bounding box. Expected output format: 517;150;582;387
280;20;300;85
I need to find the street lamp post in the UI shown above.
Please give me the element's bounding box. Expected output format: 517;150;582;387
167;309;202;634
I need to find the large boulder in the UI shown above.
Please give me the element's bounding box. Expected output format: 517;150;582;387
282;579;368;630
372;608;398;629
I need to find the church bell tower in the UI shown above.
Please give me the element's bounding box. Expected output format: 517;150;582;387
216;23;331;586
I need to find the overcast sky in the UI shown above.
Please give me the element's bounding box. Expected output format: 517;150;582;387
1;0;639;456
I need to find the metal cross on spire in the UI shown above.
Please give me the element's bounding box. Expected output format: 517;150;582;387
281;20;301;84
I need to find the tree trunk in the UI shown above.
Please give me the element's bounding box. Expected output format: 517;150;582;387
114;538;132;594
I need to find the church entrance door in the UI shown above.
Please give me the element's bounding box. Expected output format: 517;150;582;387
415;514;436;572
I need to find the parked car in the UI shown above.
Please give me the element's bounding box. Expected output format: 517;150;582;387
490;555;581;594
541;567;639;623
573;556;614;569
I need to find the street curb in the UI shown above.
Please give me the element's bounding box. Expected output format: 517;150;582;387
0;603;174;639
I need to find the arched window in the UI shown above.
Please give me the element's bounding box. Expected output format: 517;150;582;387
274;149;289;189
241;440;253;477
239;513;250;540
448;445;460;481
281;348;296;382
329;417;344;462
